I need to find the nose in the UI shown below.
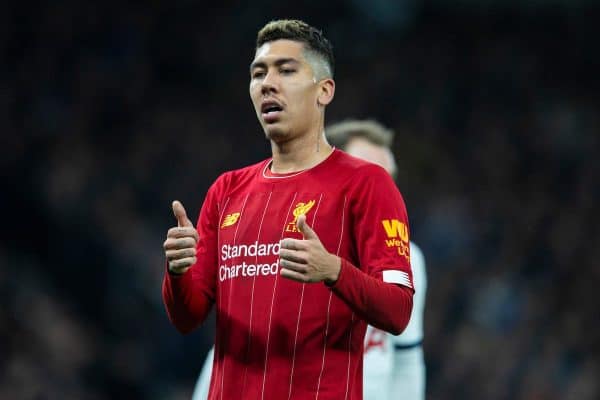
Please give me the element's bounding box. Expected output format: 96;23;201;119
260;70;278;96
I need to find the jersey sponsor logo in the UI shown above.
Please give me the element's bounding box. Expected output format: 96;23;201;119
381;219;410;263
285;200;315;232
221;241;280;261
219;241;280;282
221;212;241;228
219;261;279;281
382;219;409;241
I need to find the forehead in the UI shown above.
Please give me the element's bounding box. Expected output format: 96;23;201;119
252;39;307;65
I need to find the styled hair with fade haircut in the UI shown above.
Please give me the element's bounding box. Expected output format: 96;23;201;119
325;119;395;150
256;19;335;79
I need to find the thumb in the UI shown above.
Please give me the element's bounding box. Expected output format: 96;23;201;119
296;214;317;239
172;200;193;227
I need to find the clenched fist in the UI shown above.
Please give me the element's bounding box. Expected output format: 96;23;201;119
163;200;199;274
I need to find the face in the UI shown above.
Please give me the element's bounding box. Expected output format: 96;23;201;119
249;39;334;141
344;137;398;177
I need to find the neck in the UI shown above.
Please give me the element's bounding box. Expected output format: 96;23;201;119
270;126;333;174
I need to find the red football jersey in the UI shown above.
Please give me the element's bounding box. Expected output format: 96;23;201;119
163;149;413;400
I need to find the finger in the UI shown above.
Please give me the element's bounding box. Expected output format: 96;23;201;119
169;257;196;271
167;226;199;241
166;248;197;261
163;237;197;250
279;249;307;264
279;258;308;273
280;268;310;283
296;214;317;239
280;238;306;251
172;200;194;228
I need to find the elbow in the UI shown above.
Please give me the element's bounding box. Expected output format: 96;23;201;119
388;328;403;336
388;286;414;335
174;322;196;335
373;312;410;336
169;315;199;335
165;307;201;335
369;301;412;335
388;309;412;336
365;283;414;335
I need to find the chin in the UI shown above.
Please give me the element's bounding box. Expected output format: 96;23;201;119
264;124;287;141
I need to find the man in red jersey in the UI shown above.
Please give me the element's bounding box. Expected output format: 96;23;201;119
162;19;414;400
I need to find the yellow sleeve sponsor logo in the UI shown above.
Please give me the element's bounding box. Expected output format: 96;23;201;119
382;219;409;241
285;200;315;233
381;219;410;262
221;212;241;228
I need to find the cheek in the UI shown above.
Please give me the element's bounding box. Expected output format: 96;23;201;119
249;80;258;92
289;84;318;109
249;83;261;107
300;92;319;113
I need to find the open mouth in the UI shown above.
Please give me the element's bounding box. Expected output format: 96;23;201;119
263;105;282;114
261;102;283;114
261;101;283;122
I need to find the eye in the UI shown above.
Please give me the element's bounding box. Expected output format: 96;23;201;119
280;68;296;75
252;70;266;79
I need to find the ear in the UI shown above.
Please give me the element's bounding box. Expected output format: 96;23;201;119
317;78;335;107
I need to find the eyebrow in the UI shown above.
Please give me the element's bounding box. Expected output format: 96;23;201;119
250;58;300;73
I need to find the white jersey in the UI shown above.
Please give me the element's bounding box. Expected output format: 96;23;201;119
363;242;427;400
193;347;213;400
192;242;427;400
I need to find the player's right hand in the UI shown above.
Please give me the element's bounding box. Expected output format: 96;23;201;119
163;200;199;275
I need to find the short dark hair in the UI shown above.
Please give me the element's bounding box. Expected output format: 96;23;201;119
326;119;395;150
256;19;334;78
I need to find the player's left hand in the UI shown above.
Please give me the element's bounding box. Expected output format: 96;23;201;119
279;214;341;284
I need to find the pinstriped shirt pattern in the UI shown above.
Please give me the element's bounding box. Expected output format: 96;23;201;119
189;150;411;400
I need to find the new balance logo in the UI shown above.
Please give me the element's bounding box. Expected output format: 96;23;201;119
221;212;241;228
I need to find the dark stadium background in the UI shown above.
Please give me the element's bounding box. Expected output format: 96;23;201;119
2;1;598;399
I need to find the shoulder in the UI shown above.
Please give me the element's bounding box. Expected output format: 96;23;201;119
330;151;398;196
215;158;270;186
220;159;268;181
331;149;392;181
208;158;270;197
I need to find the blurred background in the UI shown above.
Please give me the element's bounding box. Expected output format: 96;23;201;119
1;0;599;399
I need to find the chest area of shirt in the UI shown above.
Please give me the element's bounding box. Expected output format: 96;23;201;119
217;190;349;248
